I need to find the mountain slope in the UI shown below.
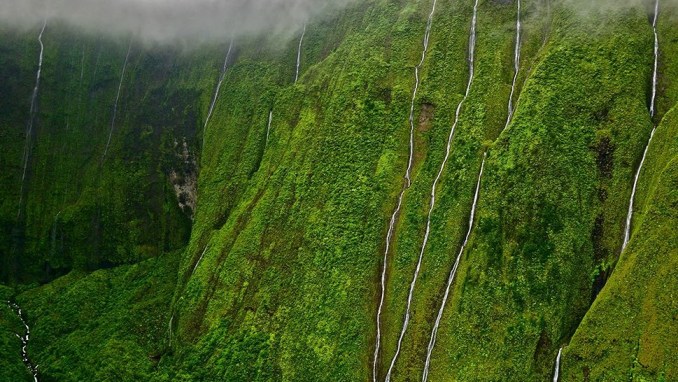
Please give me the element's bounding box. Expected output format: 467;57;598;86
0;0;676;381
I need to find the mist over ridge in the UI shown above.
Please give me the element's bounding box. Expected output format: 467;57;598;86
0;0;357;44
2;0;678;45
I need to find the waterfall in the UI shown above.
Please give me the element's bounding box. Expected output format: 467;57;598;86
295;24;307;84
421;153;486;382
650;0;660;118
266;110;273;144
7;301;39;382
102;40;132;163
553;347;563;381
621;0;660;252
504;0;522;132
168;313;174;346
372;1;438;381
18;20;47;219
79;46;86;83
203;39;235;149
384;1;480;380
191;246;209;276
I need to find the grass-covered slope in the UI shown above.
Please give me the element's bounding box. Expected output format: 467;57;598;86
421;4;657;381
169;0;671;381
15;252;179;381
563;106;678;381
0;0;676;381
170;2;416;380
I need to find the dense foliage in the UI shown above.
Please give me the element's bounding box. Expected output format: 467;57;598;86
0;0;675;381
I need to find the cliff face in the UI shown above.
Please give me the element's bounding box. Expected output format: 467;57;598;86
0;0;676;381
0;27;195;283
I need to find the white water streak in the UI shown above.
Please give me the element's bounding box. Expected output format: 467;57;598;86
373;1;437;381
650;0;659;118
385;1;479;380
295;24;306;83
191;246;209;276
553;347;563;381
168;313;174;346
421;153;486;382
504;0;521;132
622;0;660;252
79;46;86;82
7;301;39;382
18;19;47;219
203;39;234;149
266;110;273;144
102;40;132;162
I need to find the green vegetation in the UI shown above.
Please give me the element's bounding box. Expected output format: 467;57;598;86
0;0;675;381
16;252;180;380
0;26;194;283
563;106;678;381
0;286;31;382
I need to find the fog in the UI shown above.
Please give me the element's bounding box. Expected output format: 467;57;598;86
1;0;676;44
0;0;356;44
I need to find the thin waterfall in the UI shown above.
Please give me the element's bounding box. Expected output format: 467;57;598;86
373;1;438;380
191;246;209;276
650;0;660;118
421;153;486;382
295;24;307;84
621;0;660;252
79;46;86;83
504;0;522;131
553;347;563;381
203;39;234;149
384;1;480;380
7;301;39;382
168;313;174;346
18;20;47;219
102;40;132;163
266;110;273;144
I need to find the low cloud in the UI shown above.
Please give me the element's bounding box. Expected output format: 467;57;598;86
0;0;355;43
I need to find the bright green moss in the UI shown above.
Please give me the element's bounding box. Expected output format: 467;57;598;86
0;0;675;381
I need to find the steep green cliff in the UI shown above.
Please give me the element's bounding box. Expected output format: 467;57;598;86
0;0;676;381
0;25;194;283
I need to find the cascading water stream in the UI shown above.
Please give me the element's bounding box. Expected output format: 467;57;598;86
203;39;234;149
79;46;86;83
621;0;660;252
102;40;132;163
7;301;39;382
295;24;307;84
18;20;47;219
421;153;486;382
553;347;563;382
168;313;174;346
372;1;438;381
504;0;522;131
384;1;479;380
170;245;210;345
650;0;660;118
191;246;209;276
266;110;273;144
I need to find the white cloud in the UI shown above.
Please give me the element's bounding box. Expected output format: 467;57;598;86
0;0;355;43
